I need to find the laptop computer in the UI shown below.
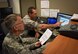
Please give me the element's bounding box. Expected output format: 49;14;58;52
57;13;72;26
57;13;78;38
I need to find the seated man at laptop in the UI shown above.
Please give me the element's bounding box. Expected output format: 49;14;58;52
23;7;61;37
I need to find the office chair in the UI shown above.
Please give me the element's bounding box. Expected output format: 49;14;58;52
1;22;9;35
0;22;9;54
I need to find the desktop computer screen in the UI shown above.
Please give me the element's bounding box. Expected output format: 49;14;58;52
57;13;72;26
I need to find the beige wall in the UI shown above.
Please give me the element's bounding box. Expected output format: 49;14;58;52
36;0;41;16
20;0;36;17
0;2;8;8
1;0;78;17
36;0;78;16
50;0;78;15
10;0;21;14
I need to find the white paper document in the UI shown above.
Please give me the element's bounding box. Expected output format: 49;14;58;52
71;14;78;19
50;9;60;18
41;0;49;8
41;9;49;17
39;29;52;45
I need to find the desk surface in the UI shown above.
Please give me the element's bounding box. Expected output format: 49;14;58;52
43;34;78;54
43;21;78;54
69;21;78;24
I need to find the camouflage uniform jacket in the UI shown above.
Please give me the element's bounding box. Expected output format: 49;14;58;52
2;33;45;54
23;15;39;28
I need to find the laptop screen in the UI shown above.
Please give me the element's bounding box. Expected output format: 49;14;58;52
57;13;72;26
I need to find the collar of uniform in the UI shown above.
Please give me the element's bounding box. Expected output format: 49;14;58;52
8;33;22;42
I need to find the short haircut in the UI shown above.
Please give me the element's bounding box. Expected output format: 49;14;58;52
27;7;36;14
4;14;19;30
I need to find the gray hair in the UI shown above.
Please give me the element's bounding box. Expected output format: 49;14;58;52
4;14;19;30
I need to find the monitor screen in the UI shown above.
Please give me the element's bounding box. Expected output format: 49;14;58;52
59;17;70;26
57;13;72;26
47;17;57;24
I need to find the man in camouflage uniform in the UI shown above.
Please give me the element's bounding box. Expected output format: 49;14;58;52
23;7;61;37
2;14;45;54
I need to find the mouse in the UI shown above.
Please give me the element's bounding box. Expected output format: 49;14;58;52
70;24;78;30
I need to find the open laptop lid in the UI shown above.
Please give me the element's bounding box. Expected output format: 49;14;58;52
57;13;72;26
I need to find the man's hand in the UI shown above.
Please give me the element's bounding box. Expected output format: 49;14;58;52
38;22;61;29
39;24;48;29
54;22;61;27
35;41;41;47
35;32;40;38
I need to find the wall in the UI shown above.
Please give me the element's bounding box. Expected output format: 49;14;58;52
0;2;8;8
36;0;41;16
0;0;21;14
36;0;78;16
20;0;36;17
50;0;78;15
10;0;21;14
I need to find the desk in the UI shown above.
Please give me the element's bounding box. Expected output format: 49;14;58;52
69;21;78;24
43;34;78;54
43;21;78;54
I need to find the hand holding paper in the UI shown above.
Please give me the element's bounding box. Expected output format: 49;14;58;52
39;29;52;45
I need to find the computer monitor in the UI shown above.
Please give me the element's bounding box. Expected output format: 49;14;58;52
57;13;72;26
47;17;57;24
